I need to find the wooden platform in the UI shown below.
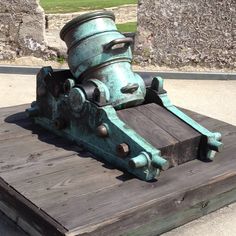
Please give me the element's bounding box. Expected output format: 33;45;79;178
0;104;236;236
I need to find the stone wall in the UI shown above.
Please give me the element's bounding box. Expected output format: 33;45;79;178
134;0;236;69
0;0;54;60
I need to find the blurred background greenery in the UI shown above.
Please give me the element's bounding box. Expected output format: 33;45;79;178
40;0;137;13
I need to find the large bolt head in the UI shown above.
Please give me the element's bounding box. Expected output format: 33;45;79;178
116;143;130;157
96;124;109;137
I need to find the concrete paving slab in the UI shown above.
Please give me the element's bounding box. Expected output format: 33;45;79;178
165;79;236;126
0;74;36;108
163;203;236;236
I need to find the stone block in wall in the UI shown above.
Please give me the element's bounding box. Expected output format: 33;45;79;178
0;14;11;42
0;0;55;60
134;0;236;69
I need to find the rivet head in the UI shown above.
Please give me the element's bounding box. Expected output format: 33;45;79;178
96;124;108;137
116;143;130;157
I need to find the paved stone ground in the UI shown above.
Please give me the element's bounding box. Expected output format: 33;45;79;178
0;71;236;235
164;203;236;236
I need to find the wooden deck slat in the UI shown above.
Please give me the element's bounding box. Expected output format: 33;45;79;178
136;103;200;141
117;106;178;147
0;104;236;236
8;156;121;202
0;105;25;119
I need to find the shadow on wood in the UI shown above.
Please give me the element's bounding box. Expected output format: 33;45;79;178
4;110;133;182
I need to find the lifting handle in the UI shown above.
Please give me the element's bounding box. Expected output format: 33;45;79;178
103;37;133;51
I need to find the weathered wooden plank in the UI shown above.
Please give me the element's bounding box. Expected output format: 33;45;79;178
118;104;201;166
181;108;231;130
5;155;121;202
117;106;178;147
88;186;236;236
0;123;50;142
136;103;200;141
0;177;67;236
0;104;29;121
0;135;71;170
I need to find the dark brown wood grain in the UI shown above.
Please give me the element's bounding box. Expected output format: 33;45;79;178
0;104;236;236
117;103;201;166
0;177;66;236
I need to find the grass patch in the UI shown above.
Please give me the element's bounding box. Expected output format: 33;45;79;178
40;0;137;13
116;22;137;32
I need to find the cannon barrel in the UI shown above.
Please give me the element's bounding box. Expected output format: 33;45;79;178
60;11;146;109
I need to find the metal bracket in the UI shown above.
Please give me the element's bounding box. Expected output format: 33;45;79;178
87;79;110;106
